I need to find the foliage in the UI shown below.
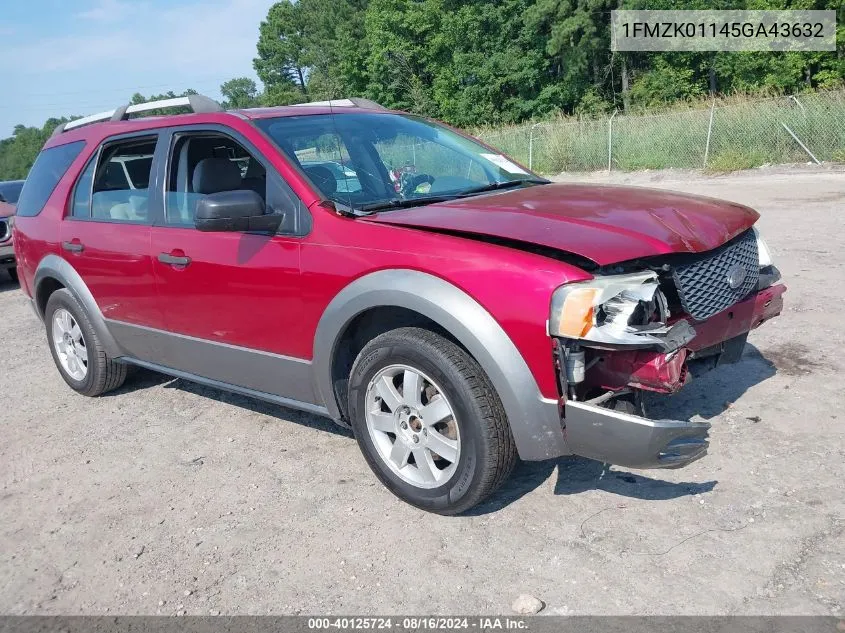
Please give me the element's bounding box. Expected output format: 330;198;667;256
2;0;844;179
220;78;261;109
0;118;69;180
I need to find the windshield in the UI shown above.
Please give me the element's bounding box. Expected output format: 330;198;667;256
255;113;545;212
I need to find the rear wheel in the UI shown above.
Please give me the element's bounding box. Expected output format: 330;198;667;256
45;289;127;396
348;327;516;515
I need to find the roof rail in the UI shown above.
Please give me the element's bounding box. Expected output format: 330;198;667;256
290;97;387;110
52;94;223;136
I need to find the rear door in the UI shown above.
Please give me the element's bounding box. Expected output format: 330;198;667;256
61;133;165;332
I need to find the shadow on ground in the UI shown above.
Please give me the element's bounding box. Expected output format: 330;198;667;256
466;458;717;516
108;341;782;515
113;367;351;437
646;343;776;421
0;274;19;293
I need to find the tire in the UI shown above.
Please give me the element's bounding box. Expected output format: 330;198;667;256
44;288;127;396
7;267;17;283
347;327;516;515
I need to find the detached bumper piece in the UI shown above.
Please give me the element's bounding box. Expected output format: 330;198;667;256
563;400;710;469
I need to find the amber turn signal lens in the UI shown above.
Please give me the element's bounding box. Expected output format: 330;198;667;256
558;287;597;338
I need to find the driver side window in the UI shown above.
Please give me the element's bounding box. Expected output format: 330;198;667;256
164;131;306;235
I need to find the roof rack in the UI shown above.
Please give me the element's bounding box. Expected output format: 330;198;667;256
290;97;387;110
52;94;223;136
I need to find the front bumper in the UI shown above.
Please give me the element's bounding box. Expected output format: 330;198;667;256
587;283;786;393
553;282;785;469
0;243;15;269
564;400;710;469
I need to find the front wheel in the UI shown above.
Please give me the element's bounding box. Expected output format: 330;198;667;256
347;327;516;515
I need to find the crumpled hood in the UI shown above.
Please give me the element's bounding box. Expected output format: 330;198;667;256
362;183;759;266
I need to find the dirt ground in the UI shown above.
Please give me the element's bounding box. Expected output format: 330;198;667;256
1;166;843;616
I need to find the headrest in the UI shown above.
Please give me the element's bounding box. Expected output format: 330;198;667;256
192;157;242;194
304;165;336;196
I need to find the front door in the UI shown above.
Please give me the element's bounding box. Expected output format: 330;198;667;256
148;128;314;404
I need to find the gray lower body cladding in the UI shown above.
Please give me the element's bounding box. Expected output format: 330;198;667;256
564;400;710;469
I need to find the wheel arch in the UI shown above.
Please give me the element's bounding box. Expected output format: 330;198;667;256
312;269;568;460
33;254;122;358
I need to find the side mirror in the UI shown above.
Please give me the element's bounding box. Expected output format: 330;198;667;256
195;190;282;233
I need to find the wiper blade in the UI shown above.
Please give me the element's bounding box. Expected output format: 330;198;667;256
357;196;454;213
354;179;549;214
455;178;549;198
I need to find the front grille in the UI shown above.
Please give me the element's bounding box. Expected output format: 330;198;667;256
0;219;9;243
672;229;759;321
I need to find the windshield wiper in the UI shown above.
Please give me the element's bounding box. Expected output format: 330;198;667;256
354;178;549;214
357;196;456;214
454;178;549;198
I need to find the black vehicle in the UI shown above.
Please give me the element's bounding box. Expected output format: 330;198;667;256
0;180;25;205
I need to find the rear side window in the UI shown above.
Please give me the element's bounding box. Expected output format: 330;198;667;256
15;141;85;217
71;156;97;218
84;137;157;223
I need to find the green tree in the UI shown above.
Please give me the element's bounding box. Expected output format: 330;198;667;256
220;77;261;109
254;0;311;97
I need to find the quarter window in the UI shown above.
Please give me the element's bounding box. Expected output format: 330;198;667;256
15;141;85;217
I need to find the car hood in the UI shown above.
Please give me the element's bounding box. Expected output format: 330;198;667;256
362;183;759;266
0;201;14;219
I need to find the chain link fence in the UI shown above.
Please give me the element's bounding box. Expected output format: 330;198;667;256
476;89;845;174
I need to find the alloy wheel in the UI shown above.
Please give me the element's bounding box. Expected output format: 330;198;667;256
51;308;88;381
364;364;460;489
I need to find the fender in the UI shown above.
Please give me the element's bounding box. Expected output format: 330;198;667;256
32;254;122;358
312;269;569;461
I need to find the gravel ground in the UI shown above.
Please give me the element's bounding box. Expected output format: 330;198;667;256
1;167;843;616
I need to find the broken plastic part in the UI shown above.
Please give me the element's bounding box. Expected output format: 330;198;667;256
551;270;693;351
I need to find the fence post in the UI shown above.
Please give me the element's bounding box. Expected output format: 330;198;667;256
528;123;540;171
607;109;618;172
703;99;716;168
780;122;820;164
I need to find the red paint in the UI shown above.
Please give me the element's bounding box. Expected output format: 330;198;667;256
364;183;759;266
15;107;782;404
587;283;786;394
149;227;303;352
60;220;161;326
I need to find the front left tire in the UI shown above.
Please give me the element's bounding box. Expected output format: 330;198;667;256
347;327;517;515
44;288;127;396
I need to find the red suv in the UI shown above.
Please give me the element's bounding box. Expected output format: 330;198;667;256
13;95;785;514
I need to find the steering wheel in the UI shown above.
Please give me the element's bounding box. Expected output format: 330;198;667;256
400;172;435;197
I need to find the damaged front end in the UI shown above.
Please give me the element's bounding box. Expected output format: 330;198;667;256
547;227;785;469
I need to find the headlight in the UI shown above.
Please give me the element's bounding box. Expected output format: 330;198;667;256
752;226;772;268
550;271;684;348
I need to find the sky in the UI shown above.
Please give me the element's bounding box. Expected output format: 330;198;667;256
0;0;277;137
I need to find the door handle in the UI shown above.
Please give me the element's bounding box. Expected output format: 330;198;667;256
62;240;84;253
158;252;191;267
